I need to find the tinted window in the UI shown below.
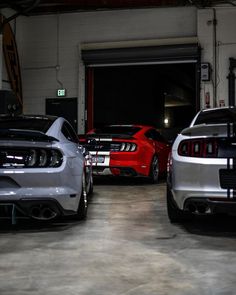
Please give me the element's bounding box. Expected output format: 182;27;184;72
145;129;166;142
62;122;78;143
0;116;55;133
194;108;236;125
92;126;141;136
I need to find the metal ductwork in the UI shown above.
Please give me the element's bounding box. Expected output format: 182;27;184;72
0;0;40;32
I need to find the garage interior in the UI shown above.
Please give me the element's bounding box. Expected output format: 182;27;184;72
83;43;199;138
92;63;197;139
1;1;236;295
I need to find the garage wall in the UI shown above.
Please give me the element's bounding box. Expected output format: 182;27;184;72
198;7;236;109
2;6;236;132
0;9;17;92
14;7;197;132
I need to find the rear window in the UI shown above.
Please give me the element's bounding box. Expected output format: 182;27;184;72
194;108;236;125
91;126;141;136
0;116;55;133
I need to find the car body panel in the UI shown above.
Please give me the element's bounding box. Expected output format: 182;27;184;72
168;107;236;217
0;115;91;220
81;125;170;179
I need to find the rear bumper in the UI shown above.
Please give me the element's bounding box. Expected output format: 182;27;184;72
169;156;227;209
0;161;83;214
93;166;139;177
168;155;236;214
91;151;150;177
0;198;75;219
184;197;236;215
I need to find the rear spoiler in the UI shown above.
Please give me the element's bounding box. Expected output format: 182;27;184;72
181;123;229;137
78;133;134;141
0;129;58;142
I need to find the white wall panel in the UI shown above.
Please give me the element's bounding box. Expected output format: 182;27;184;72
16;7;197;132
216;8;236;107
198;7;236;108
197;9;215;108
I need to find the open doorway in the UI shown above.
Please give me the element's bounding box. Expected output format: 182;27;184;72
88;63;197;140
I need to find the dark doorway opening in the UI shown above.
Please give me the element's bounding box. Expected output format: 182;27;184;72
91;63;197;140
46;97;78;131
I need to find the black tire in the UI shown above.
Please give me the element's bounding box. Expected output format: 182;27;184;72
148;155;159;183
75;173;88;220
166;185;191;223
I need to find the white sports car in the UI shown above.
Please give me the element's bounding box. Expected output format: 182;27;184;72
0;115;93;222
167;107;236;222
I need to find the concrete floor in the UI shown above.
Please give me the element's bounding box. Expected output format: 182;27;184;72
0;178;236;295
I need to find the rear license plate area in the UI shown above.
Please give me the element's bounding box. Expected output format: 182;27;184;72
219;169;236;189
92;155;105;164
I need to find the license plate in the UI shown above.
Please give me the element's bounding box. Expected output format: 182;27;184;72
92;155;105;164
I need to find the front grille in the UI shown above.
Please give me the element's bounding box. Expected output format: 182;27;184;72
219;169;236;189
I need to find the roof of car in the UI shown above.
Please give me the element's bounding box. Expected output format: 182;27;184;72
106;124;155;129
200;106;236;113
0;114;58;121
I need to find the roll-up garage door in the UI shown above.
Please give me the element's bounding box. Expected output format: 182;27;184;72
81;43;200;66
82;43;200;135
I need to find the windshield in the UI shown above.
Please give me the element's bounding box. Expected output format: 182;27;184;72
91;126;141;136
0;116;56;133
194;108;236;125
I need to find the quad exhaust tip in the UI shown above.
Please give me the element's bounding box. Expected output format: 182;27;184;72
186;203;211;214
30;206;57;220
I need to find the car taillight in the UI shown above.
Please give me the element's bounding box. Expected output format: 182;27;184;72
178;138;218;158
26;149;63;168
119;142;137;152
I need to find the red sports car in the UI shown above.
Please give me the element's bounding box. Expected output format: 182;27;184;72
80;125;170;183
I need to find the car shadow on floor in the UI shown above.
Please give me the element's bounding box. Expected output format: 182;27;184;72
178;214;236;238
0;217;85;233
93;176;167;186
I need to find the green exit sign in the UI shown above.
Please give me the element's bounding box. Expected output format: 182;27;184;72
57;89;66;97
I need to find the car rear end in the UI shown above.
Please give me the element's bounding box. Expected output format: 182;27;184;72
0;131;84;221
168;123;236;216
82;126;152;177
84;136;151;177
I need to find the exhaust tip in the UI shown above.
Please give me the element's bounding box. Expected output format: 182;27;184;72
30;206;57;220
41;208;57;220
187;203;196;213
30;206;41;218
197;204;208;214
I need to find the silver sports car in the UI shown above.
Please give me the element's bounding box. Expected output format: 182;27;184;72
0;115;93;222
167;107;236;222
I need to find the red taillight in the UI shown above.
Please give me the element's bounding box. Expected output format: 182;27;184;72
178;138;218;158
